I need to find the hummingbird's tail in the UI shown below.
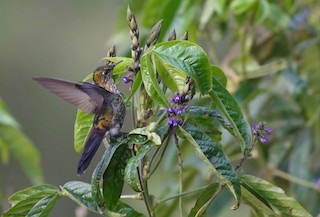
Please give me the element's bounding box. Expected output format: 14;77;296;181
77;128;105;175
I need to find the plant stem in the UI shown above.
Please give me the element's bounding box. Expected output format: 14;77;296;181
174;134;183;217
137;160;154;217
156;185;210;205
149;131;170;177
271;168;320;192
235;138;257;171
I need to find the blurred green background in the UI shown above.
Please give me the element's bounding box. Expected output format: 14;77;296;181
0;1;122;216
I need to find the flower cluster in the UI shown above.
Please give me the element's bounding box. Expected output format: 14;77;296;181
252;122;272;144
166;92;189;128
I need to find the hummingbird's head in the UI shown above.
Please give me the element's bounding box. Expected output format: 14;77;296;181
93;60;123;91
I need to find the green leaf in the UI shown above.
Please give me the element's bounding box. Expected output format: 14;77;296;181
264;3;290;31
124;141;156;192
0;98;20;129
26;193;60;217
103;144;131;210
61;181;100;214
9;185;58;206
178;124;241;208
112;201;145;217
209;78;252;152
129;123;162;146
188;106;233;135
154;54;186;93
152;40;212;94
211;65;227;87
74;109;94;152
241;185;275;216
141;0;182;31
240;175;312;217
91;137;128;206
125;71;143;104
0;126;43;184
230;0;257;15
256;0;271;24
200;0;225;29
4;185;59;217
62;181;132;217
140;54;169;107
188;183;221;217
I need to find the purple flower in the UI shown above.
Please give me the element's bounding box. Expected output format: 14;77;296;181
166;107;175;114
252;123;257;130
123;76;132;84
252;122;272;144
174;94;182;103
168;118;174;126
184;94;190;101
177;119;183;126
266;128;272;135
260;136;269;144
316;179;320;187
175;107;183;116
172;120;178;127
169;97;174;103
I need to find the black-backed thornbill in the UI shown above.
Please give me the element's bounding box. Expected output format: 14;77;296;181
33;61;126;175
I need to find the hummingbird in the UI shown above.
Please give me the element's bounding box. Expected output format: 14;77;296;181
33;61;126;175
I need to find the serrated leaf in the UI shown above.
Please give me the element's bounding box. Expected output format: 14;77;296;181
211;65;227;87
188;183;220;217
0;126;43;184
26;193;60;217
62;181;132;217
62;181;100;213
178;124;241;208
241;185;275;216
9;185;58;206
240;175;312;217
91;137;128;206
103;144;131;210
3;194;53;217
4;186;59;217
154;54;186;92
74;109;94;152
140;54;169;107
152;40;212;94
209;78;252;152
188;106;233;135
124;141;156;192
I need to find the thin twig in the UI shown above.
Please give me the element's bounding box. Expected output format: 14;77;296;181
235;138;257;171
174;134;183;217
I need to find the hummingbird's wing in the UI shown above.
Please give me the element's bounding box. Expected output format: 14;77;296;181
33;77;111;114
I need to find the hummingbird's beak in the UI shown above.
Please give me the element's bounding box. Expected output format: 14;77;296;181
110;60;123;69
